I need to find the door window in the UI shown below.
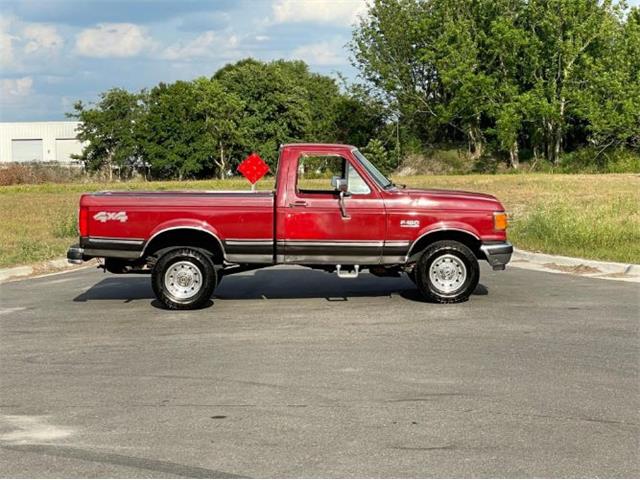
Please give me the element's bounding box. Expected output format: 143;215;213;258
296;154;370;195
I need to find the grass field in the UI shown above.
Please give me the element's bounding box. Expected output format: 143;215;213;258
0;174;638;268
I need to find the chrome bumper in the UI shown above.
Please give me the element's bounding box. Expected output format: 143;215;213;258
480;242;513;271
67;245;84;265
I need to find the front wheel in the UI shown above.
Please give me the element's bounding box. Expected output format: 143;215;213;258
152;248;217;310
415;240;479;303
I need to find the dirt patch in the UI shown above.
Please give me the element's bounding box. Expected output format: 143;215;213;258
597;271;637;278
543;263;602;274
32;259;98;276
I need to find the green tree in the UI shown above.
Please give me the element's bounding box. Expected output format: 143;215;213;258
352;0;638;168
192;77;245;178
68;88;145;180
522;0;626;163
574;6;640;154
334;82;388;148
361;138;394;174
214;59;312;168
140;81;211;180
351;0;439;146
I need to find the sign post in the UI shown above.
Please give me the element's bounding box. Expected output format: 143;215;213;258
237;153;269;191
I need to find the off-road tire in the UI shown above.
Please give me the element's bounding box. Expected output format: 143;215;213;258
415;240;479;303
152;248;217;310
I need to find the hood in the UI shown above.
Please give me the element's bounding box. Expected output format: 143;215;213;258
391;187;504;211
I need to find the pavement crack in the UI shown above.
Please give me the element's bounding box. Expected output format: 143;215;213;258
390;444;456;451
386;394;472;402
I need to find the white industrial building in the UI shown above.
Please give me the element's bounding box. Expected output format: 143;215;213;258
0;121;84;164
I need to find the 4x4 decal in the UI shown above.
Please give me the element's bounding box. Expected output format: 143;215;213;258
93;211;128;223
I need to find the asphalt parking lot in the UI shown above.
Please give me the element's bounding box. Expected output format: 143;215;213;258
0;264;638;478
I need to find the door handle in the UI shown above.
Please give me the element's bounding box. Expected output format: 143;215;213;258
289;200;308;207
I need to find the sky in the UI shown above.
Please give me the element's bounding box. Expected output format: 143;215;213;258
1;0;639;123
0;0;367;121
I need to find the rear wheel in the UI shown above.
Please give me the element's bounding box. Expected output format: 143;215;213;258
415;240;479;303
152;248;217;310
407;268;417;284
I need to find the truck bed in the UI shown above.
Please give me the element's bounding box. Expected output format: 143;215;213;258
80;190;275;263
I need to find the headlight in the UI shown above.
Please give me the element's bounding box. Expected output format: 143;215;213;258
493;212;508;231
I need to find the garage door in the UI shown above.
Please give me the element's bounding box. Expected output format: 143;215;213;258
12;139;43;162
55;138;82;163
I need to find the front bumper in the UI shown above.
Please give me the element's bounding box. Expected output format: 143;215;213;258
480;242;513;271
67;244;84;264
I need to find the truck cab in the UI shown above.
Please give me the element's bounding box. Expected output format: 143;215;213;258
68;143;512;309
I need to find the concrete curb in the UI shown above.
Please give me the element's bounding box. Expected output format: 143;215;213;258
0;265;33;282
511;248;640;283
0;258;96;284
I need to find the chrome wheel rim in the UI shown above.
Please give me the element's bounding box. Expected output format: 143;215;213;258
429;254;467;294
164;261;202;300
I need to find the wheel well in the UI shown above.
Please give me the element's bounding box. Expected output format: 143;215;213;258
408;230;481;261
143;229;224;264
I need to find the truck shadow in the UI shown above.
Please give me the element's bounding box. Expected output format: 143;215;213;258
73;267;488;307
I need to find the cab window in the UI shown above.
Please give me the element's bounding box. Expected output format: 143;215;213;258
296;154;371;195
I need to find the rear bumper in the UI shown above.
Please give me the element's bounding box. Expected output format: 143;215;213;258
67;244;84;264
480;242;513;271
68;236;144;264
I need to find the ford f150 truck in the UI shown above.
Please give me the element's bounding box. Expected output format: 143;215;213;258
67;143;512;309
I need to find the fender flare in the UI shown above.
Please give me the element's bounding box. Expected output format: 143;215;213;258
141;220;225;259
407;222;480;259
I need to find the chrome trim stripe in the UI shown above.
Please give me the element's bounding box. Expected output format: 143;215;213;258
225;240;273;246
384;241;410;247
279;254;382;265
277;240;384;247
88;237;145;246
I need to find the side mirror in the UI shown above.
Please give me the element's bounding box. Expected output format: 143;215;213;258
336;178;349;195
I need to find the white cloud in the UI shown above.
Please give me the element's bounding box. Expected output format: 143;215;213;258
75;23;154;58
0;16;17;68
1;76;33;99
291;39;347;66
23;24;63;54
272;0;367;26
0;17;63;71
161;31;239;60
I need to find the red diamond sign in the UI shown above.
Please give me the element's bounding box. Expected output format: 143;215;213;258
237;153;269;185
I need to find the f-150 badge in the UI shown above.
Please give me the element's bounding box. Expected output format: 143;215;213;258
400;219;420;228
93;211;128;223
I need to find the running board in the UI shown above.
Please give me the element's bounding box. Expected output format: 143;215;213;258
336;264;360;279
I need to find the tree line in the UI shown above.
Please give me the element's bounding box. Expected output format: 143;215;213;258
353;0;639;170
70;59;390;180
71;0;639;179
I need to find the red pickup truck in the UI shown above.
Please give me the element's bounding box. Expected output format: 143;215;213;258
68;143;512;309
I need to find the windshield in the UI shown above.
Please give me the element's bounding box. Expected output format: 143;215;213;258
352;149;393;189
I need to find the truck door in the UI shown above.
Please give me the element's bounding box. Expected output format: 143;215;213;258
277;151;386;264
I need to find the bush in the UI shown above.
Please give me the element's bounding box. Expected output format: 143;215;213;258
52;214;78;239
557;147;640;173
0;163;85;186
396;148;469;175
